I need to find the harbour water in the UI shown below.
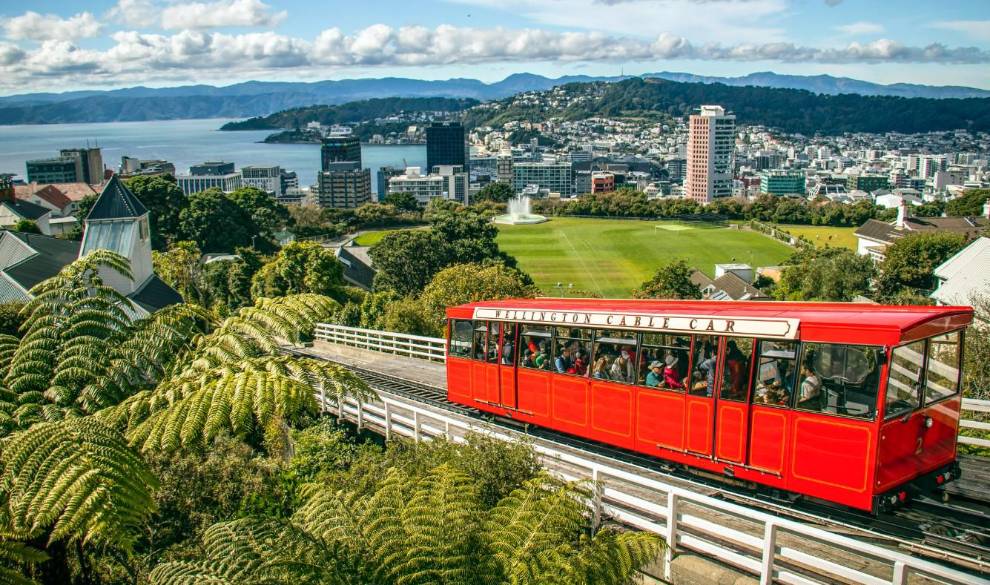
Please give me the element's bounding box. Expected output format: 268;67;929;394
0;118;426;194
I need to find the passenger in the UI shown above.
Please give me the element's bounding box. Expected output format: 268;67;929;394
501;338;514;365
696;352;717;396
528;338;539;355
610;353;631;383
534;350;547;369
798;357;822;410
620;347;636;381
663;354;686;390
689;370;708;394
521;349;534;368
724;340;748;398
555;347;573;374
645;360;664;387
571;349;588;376
593;357;611;380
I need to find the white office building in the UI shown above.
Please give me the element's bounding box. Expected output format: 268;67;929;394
684;105;735;204
512;160;573;196
241;165;283;196
388;166;469;205
175;172;242;195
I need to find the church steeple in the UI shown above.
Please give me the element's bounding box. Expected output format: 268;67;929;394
80;175;153;294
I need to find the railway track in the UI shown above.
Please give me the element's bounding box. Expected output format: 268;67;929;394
293;348;990;576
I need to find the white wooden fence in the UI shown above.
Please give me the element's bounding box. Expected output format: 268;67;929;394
313;324;990;448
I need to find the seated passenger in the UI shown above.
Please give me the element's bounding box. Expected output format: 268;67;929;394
555;347;573;374
689;370;708;394
610;354;631;383
593;357;611;380
695;353;717;396
645;361;664;387
521;350;534;368
724;340;748;398
663;354;686;390
798;358;823;410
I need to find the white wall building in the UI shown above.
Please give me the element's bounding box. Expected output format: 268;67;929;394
176;172;242;195
684;105;735;204
241;165;283;197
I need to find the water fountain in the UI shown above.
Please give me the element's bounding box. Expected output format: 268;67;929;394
493;195;548;225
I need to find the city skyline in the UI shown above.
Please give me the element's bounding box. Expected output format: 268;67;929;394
0;0;988;95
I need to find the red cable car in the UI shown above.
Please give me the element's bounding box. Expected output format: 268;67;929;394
445;299;972;513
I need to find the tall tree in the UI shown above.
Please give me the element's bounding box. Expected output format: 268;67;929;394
875;232;967;301
774;247;875;302
634;259;702;299
178;188;252;253
370;230;449;296
383;191;420;212
250;241;345;301
420;262;537;326
475;182;515;203
125;174;188;249
227;186;293;251
152;240;204;304
945;189;990;217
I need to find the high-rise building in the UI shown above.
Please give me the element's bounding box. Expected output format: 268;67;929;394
917;155;947;180
846;173;889;193
60;148;104;184
387;166;468;205
321;135;362;170
26;157;78;184
189;161;235;176
120;157;175;178
496;149;514;185
684;105;735;204
241;165;283;196
376;166;404;201
426;122;467;173
591;172;616;193
759;170;806;196
317;161;371;209
512;160;573;196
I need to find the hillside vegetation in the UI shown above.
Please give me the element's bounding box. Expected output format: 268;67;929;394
221;96;479;131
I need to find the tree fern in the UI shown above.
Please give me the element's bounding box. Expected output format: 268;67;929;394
0;538;46;585
0;417;157;550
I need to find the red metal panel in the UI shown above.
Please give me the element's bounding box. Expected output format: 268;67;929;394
446;357;473;403
635;389;685;452
517;368;551;418
552;375;589;429
791;415;873;499
685;396;713;455
715;402;747;463
748;407;789;474
470;361;487;404
499;366;517;409
590;381;634;443
484;363;500;404
876;397;961;490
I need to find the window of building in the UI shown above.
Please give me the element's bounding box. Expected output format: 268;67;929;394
519;324;552;370
886;341;925;419
720;338;754;401
925;331;962;405
638;333;691;391
590;330;637;384
689;335;722;397
798;343;882;419
752;340;798;407
449;320;473;359
553;327;592;377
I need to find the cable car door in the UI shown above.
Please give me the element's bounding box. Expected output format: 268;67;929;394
684;335;721;456
713;337;755;465
498;323;518;409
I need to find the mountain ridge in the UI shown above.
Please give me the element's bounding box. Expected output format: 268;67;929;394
0;72;987;125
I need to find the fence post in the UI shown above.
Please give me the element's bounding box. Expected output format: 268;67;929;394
893;562;907;585
759;521;777;585
356;402;363;431
663;491;678;582
414;411;421;442
384;401;392;440
591;467;603;532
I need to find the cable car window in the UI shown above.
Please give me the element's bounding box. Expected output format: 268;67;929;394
752;340;797;408
689;335;721;397
553;327;591;377
519;324;551;370
886;341;925;419
591;330;637;384
500;323;518;366
472;322;490;361
720;338;754;401
925;331;961;404
639;333;691;392
449;320;473;358
798;343;882;419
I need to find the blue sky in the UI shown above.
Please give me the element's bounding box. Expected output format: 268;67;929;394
0;0;988;94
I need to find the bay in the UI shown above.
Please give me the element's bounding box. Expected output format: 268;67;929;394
0;118;425;194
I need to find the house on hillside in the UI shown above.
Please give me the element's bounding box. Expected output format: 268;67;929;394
690;266;769;301
0;176;181;317
930;237;990;306
854;199;989;262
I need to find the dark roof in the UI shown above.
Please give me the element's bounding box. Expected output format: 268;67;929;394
129;275;183;313
855;216;989;246
689;269;713;289
87;175;148;220
337;246;375;290
710;272;769;301
1;198;51;221
3;231;80;290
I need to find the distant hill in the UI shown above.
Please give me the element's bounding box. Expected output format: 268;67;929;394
220;97;479;131
0;71;987;126
644;71;990;99
466;78;990;135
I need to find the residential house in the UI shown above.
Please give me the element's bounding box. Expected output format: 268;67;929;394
930;237;990;306
854;200;989;262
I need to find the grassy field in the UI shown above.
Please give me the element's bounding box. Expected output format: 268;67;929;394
352;227;425;246
775;224;858;250
495;218;793;297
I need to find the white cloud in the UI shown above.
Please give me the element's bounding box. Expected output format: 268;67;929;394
106;0;160;29
932;20;990;43
161;0;287;30
0;25;988;91
835;21;885;36
1;11;103;42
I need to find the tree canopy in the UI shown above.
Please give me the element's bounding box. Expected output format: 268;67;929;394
475;182;515;203
875;232;967;302
633;259;702;300
125;175;187;249
251;241;346;301
945;189;990;217
774;247;875;302
420;262;538;326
